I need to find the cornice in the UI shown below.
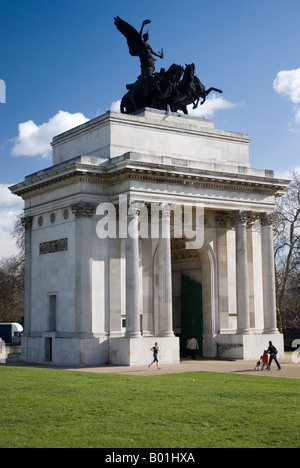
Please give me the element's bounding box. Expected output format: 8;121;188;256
10;158;290;199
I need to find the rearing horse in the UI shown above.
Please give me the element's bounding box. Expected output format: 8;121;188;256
170;64;223;114
153;64;184;111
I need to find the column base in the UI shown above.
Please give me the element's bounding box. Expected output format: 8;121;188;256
237;328;252;335
264;328;279;334
160;331;175;337
125;331;142;339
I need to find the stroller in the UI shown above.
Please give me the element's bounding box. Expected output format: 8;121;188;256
254;357;263;370
254;351;268;371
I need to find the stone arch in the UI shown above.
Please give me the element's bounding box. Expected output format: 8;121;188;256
153;235;218;357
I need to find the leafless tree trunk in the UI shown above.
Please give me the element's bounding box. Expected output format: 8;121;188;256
0;213;25;324
274;171;300;331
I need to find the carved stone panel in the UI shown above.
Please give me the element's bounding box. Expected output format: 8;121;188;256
39;238;68;255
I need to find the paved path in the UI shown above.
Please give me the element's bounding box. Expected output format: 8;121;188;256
3;354;300;379
67;354;300;379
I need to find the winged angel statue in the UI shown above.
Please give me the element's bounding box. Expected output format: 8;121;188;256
114;17;222;114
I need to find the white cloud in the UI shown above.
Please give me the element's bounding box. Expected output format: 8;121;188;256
11;110;89;159
273;69;300;126
0;185;24;258
294;107;300;123
110;100;121;113
275;166;300;180
188;94;237;119
273;69;300;104
110;95;237;119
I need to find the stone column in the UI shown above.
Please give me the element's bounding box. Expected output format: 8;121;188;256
125;203;142;338
260;213;278;333
215;213;230;333
22;216;33;336
234;211;252;334
159;203;175;337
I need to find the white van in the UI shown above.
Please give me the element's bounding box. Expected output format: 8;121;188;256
0;323;23;345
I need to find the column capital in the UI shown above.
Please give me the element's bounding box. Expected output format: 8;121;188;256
160;202;176;218
21;216;33;230
231;210;252;226
71;202;97;218
128;201;146;217
259;212;275;227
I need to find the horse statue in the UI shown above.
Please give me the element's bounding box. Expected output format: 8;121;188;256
120;63;184;114
152;64;184;111
170;63;223;114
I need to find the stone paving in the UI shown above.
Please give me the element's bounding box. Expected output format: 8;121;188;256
67;354;300;379
3;354;300;379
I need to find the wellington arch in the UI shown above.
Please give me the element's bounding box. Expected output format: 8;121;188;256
10;109;289;366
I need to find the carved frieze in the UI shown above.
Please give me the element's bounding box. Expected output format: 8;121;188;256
40;238;68;255
215;213;230;228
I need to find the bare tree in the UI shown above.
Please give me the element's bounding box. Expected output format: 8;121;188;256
0;255;24;323
0;213;25;324
274;171;300;331
12;212;25;255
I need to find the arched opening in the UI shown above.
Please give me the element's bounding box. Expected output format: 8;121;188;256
152;235;218;358
171;238;203;357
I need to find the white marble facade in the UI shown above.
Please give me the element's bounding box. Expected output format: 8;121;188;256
10;109;289;366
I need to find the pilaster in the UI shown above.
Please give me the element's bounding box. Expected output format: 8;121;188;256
71;202;97;334
159;203;175;337
233;211;252;335
259;213;278;334
125;202;142;338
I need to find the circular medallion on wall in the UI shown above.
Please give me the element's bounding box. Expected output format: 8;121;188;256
63;209;69;220
50;213;56;224
38;216;43;227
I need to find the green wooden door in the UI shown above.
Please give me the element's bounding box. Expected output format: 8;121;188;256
180;273;203;357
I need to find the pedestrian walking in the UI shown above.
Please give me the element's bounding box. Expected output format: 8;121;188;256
148;342;161;370
267;341;281;370
185;337;199;360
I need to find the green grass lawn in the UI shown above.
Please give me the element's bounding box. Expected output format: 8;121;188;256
0;366;299;448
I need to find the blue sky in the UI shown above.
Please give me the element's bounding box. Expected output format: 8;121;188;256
1;0;300;257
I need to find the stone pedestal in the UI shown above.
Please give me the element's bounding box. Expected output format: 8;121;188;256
217;333;284;360
109;336;180;366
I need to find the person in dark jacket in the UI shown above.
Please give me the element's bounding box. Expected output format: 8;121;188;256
267;341;281;370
